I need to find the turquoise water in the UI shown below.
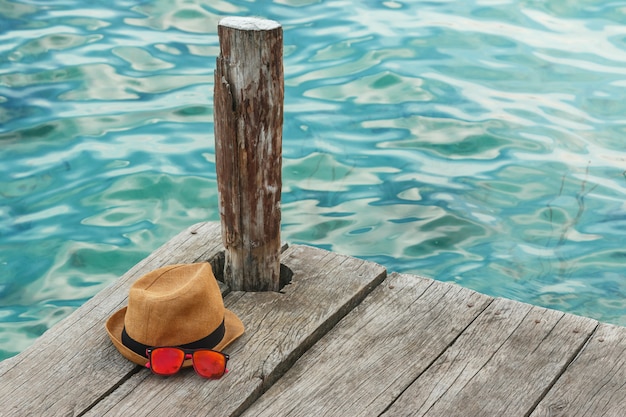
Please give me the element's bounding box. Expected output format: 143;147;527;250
2;0;626;361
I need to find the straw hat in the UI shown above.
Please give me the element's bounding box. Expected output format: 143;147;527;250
105;262;244;366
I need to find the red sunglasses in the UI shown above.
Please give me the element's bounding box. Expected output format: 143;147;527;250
145;347;229;379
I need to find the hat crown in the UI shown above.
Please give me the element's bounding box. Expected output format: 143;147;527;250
124;263;224;347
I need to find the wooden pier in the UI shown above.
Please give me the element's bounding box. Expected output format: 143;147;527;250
1;221;626;416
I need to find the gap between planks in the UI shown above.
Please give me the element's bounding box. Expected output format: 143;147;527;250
81;244;387;417
242;273;601;417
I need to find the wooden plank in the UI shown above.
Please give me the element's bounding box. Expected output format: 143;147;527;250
240;272;493;417
81;244;387;416
382;298;598;417
0;222;226;417
530;323;626;417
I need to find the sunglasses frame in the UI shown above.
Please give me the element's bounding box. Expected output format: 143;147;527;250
145;347;230;379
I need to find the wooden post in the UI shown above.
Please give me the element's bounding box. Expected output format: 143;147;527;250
214;17;283;292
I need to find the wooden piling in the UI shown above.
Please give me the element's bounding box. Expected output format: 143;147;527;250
214;17;284;292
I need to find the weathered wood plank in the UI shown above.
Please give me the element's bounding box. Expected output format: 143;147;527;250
530;323;626;417
240;272;493;417
81;244;387;416
382;298;598;417
0;222;225;417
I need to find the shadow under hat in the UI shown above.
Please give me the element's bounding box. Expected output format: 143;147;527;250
106;262;244;366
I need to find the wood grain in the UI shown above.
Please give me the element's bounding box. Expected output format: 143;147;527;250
530;323;626;417
383;299;597;417
214;17;284;292
241;272;493;417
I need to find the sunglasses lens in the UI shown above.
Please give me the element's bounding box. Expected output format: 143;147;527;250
192;350;227;379
149;347;185;376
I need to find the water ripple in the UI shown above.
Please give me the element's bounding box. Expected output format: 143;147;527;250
2;0;626;360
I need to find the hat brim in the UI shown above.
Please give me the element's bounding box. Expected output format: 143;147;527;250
105;306;245;367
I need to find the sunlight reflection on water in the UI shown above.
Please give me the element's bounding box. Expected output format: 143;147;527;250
1;0;626;360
